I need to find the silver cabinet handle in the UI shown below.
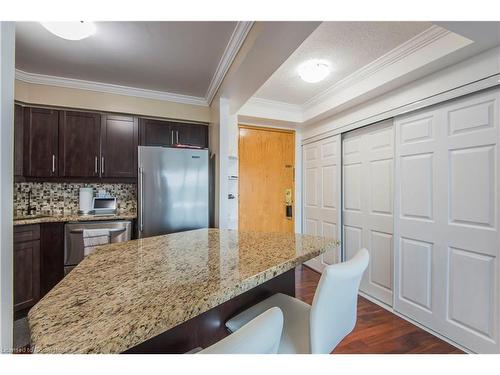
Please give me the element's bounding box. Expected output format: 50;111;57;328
52;154;56;173
95;156;98;174
176;130;179;144
101;156;105;175
171;130;174;144
138;167;144;233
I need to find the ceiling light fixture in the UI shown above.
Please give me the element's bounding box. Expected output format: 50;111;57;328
41;21;96;40
298;60;330;83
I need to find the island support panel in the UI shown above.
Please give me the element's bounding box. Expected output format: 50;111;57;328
125;268;295;354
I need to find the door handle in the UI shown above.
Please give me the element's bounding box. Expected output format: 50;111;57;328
138;167;144;233
95;156;98;174
101;156;105;175
171;130;174;145
52;154;56;173
176;130;179;144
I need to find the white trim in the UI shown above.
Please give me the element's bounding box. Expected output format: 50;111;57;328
15;22;253;108
302;74;500;145
205;22;254;105
303;25;451;109
0;21;15;353
242;25;468;126
239;97;303;124
15;69;208;106
358;291;473;354
247;97;302;114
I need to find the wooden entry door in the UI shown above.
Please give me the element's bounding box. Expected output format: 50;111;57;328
239;126;295;233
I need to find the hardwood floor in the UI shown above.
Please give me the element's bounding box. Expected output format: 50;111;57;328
295;265;464;354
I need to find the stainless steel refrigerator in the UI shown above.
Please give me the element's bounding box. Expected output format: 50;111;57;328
138;146;209;238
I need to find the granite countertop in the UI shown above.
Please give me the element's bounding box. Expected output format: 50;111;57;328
27;228;339;354
13;212;137;226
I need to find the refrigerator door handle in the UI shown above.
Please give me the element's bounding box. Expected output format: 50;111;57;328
139;167;144;233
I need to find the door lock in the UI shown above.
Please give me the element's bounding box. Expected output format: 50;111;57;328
285;188;293;219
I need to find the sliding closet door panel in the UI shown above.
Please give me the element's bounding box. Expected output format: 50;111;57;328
395;108;445;329
303;135;342;272
441;92;499;353
342;120;394;306
395;89;499;353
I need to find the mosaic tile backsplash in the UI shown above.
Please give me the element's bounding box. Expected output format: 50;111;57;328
14;182;137;216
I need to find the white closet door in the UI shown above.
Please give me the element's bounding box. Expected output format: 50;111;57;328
342;120;394;306
394;89;500;353
303;135;342;272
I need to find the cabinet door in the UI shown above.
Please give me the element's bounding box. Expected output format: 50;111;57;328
14;104;24;177
59;111;101;177
139;118;173;147
40;223;64;298
14;239;40;312
24;107;59;177
101;115;138;178
171;122;208;148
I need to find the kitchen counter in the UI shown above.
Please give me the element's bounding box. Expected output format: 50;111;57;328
13;212;137;226
28;228;338;354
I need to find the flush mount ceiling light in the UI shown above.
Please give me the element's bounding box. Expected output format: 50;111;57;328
41;22;96;40
298;60;330;83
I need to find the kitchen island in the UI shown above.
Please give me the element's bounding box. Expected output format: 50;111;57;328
27;229;338;354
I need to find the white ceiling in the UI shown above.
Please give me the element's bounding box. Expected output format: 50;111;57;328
15;21;239;99
254;21;433;105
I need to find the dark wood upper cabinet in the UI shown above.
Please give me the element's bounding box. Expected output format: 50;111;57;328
139;118;208;148
101;115;138;178
139;118;173;147
170;122;208;148
14;225;41;313
24;107;60;177
59;111;101;178
19;105;207;181
14;104;24;177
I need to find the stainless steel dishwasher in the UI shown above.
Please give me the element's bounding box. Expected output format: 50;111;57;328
64;220;132;275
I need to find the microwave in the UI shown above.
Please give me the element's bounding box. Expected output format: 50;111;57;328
92;196;117;216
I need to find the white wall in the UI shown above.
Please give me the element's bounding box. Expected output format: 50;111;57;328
0;21;15;353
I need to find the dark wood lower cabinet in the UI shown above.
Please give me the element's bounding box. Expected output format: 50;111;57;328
14;223;65;318
14;225;41;317
40;223;65;297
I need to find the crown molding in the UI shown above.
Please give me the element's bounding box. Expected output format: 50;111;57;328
15;22;253;108
302;25;451;109
239;97;303;123
205;21;254;105
242;25;456;124
15;69;208;106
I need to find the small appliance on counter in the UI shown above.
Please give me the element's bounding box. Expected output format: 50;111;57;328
92;196;117;216
78;187;94;215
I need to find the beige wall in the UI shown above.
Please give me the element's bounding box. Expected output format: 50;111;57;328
15;80;210;123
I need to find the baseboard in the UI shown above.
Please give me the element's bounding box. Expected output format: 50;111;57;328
358;291;473;354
